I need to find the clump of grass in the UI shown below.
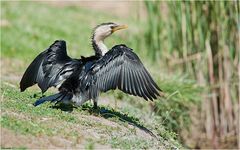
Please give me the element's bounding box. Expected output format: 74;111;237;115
155;75;201;134
84;139;95;150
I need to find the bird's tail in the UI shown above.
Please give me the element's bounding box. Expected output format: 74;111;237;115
34;92;72;106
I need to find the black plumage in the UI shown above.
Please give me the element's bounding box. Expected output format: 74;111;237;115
20;40;81;93
20;23;162;107
86;44;161;101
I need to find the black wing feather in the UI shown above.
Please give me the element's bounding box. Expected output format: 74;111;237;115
89;44;162;100
20;40;80;93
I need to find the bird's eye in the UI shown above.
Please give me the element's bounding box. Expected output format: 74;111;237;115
110;26;114;29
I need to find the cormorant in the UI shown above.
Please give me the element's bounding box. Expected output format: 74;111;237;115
20;22;162;108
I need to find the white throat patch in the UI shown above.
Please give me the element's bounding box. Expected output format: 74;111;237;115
95;40;108;55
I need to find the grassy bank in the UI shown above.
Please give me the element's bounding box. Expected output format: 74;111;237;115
1;82;182;149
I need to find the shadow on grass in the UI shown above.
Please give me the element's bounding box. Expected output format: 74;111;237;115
49;102;157;138
32;95;156;138
99;107;157;138
53;103;157;138
51;103;77;112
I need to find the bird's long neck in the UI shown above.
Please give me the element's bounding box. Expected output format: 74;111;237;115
92;34;108;57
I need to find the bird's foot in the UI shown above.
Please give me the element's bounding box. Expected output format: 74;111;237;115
93;101;98;109
90;107;101;115
90;102;102;115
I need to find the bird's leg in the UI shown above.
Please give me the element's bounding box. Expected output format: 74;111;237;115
41;92;45;98
92;99;107;114
92;98;99;109
90;99;100;114
93;101;98;109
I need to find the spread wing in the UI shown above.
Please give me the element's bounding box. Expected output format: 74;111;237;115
20;40;80;93
88;44;162;100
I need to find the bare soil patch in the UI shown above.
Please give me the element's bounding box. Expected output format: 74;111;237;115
1;128;79;149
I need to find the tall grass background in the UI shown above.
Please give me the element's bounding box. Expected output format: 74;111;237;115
142;1;239;148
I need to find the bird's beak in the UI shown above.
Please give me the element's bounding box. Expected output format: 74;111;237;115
112;25;128;32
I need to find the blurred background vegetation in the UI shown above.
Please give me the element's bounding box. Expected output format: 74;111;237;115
143;1;239;149
1;1;239;149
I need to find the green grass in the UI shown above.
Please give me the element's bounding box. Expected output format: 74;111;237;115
1;82;182;149
1;1;137;60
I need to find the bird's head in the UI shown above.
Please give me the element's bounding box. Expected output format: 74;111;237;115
93;22;128;42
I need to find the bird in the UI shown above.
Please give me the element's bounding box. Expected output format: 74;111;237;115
20;22;162;109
